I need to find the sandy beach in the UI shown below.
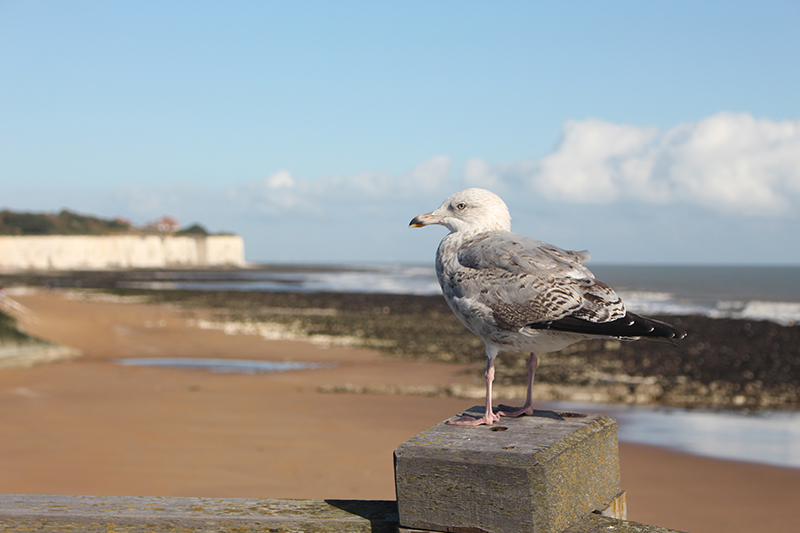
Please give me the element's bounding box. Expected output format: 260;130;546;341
1;289;799;533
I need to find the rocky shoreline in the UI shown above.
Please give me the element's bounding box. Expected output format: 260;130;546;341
115;288;800;410
2;266;798;409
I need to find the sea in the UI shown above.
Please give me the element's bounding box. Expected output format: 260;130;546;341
119;263;800;326
117;263;800;469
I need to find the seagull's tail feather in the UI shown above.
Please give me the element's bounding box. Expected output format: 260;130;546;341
529;312;686;343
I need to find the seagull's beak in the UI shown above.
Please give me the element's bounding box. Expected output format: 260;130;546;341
409;212;442;228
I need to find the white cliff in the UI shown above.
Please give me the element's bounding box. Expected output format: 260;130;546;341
0;235;245;270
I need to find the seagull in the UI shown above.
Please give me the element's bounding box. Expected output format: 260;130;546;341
410;188;686;426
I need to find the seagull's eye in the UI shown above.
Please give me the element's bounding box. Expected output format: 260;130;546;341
455;202;467;211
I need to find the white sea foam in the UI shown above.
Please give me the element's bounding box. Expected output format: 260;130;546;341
615;290;709;316
116;264;800;326
736;301;800;326
622;291;800;325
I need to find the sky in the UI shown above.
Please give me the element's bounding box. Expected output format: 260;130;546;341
1;1;799;265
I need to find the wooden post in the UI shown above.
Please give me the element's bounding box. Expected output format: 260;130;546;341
394;408;626;533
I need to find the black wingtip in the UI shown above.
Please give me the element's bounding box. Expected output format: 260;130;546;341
639;313;687;341
529;312;686;343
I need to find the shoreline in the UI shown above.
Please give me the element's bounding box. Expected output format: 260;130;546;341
1;289;799;532
29;284;797;410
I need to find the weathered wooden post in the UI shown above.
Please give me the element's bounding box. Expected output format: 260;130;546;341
394;407;627;533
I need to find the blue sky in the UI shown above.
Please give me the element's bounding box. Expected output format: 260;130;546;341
2;1;799;264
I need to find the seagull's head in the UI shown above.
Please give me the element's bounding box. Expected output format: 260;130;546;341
409;188;512;235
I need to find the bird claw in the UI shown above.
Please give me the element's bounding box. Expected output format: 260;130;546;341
446;411;501;426
496;404;535;418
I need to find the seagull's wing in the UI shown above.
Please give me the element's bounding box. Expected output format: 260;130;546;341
447;232;627;330
457;232;592;278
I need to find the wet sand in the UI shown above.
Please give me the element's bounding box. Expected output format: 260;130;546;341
1;289;799;533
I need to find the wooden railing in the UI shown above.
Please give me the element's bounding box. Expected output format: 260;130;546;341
0;408;686;532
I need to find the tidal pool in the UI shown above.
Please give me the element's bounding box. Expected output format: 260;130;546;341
115;357;336;374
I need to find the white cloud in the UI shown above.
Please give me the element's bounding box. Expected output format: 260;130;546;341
398;155;453;196
535;119;662;203
226;169;321;217
226;155;454;217
265;170;294;189
502;112;799;216
660;113;800;215
459;113;800;217
179;113;800;225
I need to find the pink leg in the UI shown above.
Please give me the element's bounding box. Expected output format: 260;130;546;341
498;352;538;418
447;358;501;426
